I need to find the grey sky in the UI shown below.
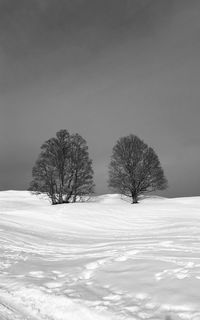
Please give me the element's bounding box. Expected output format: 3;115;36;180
1;0;200;197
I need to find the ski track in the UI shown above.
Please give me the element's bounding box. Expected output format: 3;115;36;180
0;191;200;320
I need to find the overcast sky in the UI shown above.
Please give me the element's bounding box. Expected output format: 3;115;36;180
1;0;200;197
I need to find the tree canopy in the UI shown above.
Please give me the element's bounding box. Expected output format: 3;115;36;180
29;130;95;204
108;134;168;203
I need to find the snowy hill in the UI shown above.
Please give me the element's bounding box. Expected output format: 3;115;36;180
0;191;200;320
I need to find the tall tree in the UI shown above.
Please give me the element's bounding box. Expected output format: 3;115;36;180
29;130;94;204
108;135;168;203
69;133;95;202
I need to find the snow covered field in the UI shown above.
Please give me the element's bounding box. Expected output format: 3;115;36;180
0;191;200;320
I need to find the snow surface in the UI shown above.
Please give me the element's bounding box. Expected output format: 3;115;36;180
0;191;200;320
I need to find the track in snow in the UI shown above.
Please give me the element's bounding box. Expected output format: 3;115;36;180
0;191;200;320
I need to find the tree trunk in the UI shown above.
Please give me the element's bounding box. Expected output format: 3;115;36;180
131;191;138;204
58;182;64;204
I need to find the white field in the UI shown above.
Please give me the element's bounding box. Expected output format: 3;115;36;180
0;191;200;320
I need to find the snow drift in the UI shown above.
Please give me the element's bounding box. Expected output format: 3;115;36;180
0;191;200;320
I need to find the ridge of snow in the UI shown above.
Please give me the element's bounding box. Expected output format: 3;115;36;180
0;190;200;320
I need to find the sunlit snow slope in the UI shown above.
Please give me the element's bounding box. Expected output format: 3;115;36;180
0;191;200;320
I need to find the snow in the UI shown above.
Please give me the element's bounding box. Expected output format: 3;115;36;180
0;191;200;320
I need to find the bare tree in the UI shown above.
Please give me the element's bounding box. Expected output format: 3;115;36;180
29;130;95;204
69;133;95;202
108;135;168;203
